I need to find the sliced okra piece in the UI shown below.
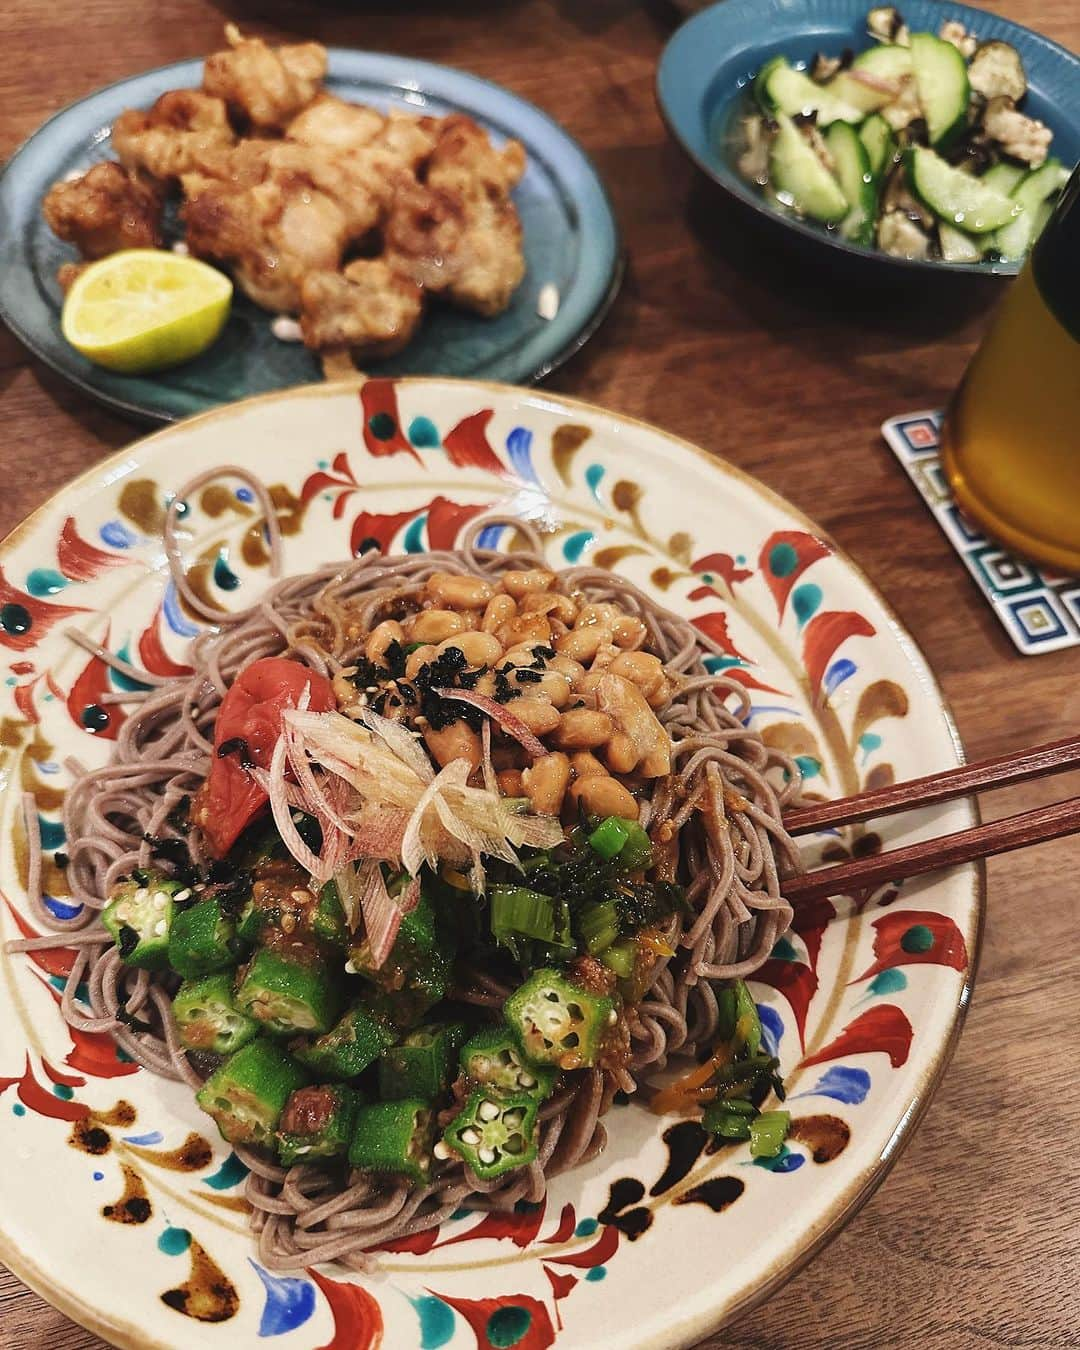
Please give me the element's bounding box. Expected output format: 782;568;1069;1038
173;972;259;1055
167;896;240;980
235;945;344;1037
504;968;615;1069
378;1021;470;1101
459;1026;556;1099
293;1004;396;1080
275;1083;363;1166
311;880;348;950
102;872;190;971
195;1038;309;1147
438;1090;540;1180
348;1098;435;1185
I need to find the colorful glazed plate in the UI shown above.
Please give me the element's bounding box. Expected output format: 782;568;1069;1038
657;0;1080;276
0;379;981;1349
0;55;621;422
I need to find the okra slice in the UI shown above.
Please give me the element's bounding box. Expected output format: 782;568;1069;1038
311;880;348;949
347;893;438;989
459;1026;556;1099
275;1083;363;1166
235;946;344;1037
102;872;189;971
173;972;259;1055
348;1098;434;1185
362;947;452;1031
294;1004;396;1080
439;1090;540;1180
168;896;240;980
195;1039;309;1147
378;1021;470;1101
504;968;615;1069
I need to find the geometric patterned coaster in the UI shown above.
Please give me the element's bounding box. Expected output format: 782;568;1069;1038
882;410;1080;655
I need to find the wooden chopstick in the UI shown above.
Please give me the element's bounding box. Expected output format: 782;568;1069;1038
783;735;1080;836
784;794;1080;904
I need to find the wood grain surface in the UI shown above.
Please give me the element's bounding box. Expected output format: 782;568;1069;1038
1;2;1078;1347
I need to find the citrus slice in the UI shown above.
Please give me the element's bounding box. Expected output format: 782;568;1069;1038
61;250;233;374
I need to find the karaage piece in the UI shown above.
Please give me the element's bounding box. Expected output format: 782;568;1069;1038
299;258;424;364
183;139;385;243
112;90;236;182
203;25;326;132
182;168;349;313
384;117;526;317
42;161;164;259
426;113;526;199
286;95;385;151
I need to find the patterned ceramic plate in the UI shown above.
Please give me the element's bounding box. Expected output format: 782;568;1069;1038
0;54;621;422
0;379;980;1350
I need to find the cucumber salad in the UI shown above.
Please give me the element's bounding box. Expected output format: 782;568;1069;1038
734;7;1071;263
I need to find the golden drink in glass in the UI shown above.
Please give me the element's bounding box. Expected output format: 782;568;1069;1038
941;167;1080;573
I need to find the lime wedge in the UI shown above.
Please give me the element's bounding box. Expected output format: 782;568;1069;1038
61;250;232;374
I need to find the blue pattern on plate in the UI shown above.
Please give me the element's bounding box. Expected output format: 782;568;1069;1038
0;52;621;422
249;1261;316;1337
657;0;1080;277
793;1066;872;1105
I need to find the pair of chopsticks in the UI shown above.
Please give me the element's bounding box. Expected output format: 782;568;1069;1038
781;735;1080;903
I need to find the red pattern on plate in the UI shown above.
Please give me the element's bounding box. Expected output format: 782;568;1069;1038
56;518;131;582
310;1270;383;1350
800;1004;914;1070
0;566;89;652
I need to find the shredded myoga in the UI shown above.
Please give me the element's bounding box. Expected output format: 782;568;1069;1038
9;466;803;1273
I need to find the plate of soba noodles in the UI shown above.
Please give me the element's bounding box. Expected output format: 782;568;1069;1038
0;378;980;1349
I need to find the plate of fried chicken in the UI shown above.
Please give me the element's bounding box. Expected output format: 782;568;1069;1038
0;27;621;420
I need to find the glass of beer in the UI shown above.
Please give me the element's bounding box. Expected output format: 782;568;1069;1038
941;165;1080;573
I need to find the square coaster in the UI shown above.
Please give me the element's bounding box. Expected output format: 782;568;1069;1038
881;411;1080;656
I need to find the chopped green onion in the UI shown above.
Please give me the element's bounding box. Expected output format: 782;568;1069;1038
579;900;620;955
599;938;637;980
702;1102;753;1140
588;816;632;860
749;1110;791;1158
734;980;762;1056
617;821;653;870
490;886;557;947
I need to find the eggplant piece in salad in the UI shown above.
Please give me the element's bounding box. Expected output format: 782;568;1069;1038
733;7;1071;263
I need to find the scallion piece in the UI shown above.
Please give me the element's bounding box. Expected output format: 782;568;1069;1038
749;1110;791;1158
617;821;653;870
490;886;557;947
588;816;632;860
579;900;620;955
599;938;637;980
702;1102;753;1140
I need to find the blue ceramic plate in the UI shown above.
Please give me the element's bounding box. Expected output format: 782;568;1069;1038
657;0;1080;276
0;53;621;422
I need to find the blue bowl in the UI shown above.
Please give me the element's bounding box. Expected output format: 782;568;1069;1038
657;0;1080;277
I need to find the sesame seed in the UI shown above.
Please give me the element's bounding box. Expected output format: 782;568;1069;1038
174;888;191;904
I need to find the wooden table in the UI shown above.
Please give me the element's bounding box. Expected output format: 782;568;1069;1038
2;1;1078;1346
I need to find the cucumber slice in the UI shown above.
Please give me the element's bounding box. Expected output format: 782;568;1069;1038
981;162;1027;195
757;57;863;126
851;44;913;81
829;68;899;115
769;113;849;223
825;122;875;243
994;159;1070;259
859;113;897;180
938;223;986;263
908;146;1021;234
910;32;971;147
